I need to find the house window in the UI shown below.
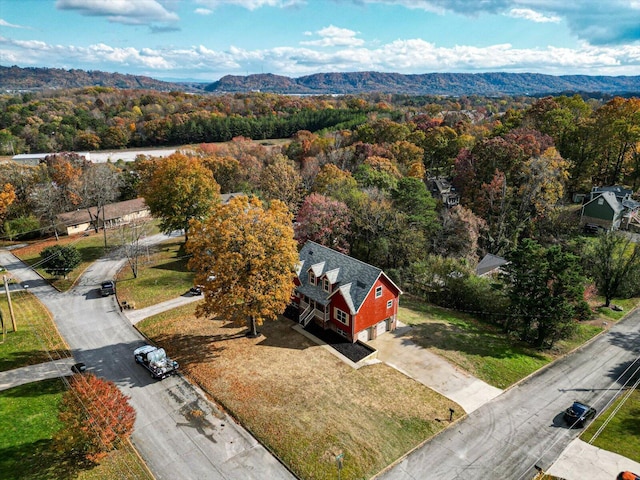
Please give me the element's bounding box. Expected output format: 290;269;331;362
309;271;316;285
323;277;330;292
387;299;393;309
375;286;383;298
598;197;604;205
335;308;349;325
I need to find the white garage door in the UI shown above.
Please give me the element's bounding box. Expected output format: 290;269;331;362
357;329;370;342
376;320;387;336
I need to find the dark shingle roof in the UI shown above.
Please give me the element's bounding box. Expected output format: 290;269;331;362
296;241;400;314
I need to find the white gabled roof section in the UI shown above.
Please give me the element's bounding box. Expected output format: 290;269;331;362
332;283;356;314
309;261;325;277
323;268;340;284
295;260;304;277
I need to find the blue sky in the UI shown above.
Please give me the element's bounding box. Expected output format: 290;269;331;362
1;0;639;82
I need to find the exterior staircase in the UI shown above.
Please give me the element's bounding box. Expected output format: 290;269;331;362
299;305;315;327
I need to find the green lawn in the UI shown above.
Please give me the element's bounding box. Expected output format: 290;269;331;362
115;237;194;309
0;290;69;371
581;388;640;463
0;379;152;480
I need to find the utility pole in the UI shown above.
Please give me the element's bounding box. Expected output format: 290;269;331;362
3;275;16;332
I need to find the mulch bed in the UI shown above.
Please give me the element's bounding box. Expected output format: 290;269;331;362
283;304;376;363
304;321;376;363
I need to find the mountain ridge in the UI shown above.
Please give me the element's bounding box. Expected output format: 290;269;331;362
206;71;640;96
2;65;640;96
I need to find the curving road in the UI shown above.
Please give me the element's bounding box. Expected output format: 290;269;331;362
0;242;294;480
375;309;640;480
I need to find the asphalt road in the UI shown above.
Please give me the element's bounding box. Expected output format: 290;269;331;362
375;310;640;480
0;241;295;480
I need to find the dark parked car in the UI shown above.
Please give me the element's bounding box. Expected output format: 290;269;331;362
100;280;115;296
564;401;596;428
70;362;86;374
189;285;202;296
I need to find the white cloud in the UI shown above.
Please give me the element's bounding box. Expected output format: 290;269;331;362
300;25;364;47
3;31;640;80
507;8;561;23
194;0;304;11
194;8;213;15
56;0;179;25
0;19;30;29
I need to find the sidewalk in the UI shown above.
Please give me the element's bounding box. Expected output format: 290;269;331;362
124;293;202;324
547;439;640;480
0;357;77;391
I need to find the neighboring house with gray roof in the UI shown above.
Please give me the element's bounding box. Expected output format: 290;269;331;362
293;241;402;343
580;191;625;231
56;198;150;236
476;254;509;277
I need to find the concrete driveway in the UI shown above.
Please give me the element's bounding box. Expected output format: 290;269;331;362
367;321;502;413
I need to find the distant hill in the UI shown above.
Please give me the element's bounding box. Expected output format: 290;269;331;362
206;71;640;96
3;65;640;97
0;65;205;92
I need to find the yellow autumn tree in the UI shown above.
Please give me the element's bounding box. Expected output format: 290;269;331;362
139;153;220;241
0;183;16;224
186;196;298;337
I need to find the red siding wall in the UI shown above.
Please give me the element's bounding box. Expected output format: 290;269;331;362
352;276;399;336
329;291;353;338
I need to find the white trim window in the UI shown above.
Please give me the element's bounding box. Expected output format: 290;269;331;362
323;277;330;292
335;307;349;325
375;286;383;298
387;299;393;309
309;271;316;285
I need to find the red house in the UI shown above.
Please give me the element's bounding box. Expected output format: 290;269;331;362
293;241;402;343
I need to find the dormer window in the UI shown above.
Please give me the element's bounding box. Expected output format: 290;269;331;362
309;271;316;285
323;277;330;292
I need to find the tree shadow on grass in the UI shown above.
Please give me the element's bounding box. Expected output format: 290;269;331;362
403;321;547;361
150;333;228;365
0;439;95;480
151;258;189;273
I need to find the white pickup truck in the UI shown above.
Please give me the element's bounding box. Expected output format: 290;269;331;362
134;344;179;380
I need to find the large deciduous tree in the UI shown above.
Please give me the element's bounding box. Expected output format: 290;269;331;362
55;374;136;464
585;230;640;307
186;196;298;337
503;239;589;348
294;193;351;253
259;154;304;213
140;153;220;241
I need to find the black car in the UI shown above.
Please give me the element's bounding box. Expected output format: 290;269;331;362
564;401;596;428
100;280;115;296
189;285;203;296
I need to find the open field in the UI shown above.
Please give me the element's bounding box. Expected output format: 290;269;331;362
138;304;461;480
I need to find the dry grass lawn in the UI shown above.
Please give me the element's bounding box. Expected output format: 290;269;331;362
139;303;460;480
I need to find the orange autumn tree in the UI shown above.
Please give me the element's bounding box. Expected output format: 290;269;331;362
186;196;298;337
55;374;136;463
